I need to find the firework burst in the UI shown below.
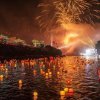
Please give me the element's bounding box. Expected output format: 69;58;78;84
36;0;100;54
55;0;100;26
36;0;58;31
36;0;100;30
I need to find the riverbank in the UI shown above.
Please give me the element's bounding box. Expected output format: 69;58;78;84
0;43;62;60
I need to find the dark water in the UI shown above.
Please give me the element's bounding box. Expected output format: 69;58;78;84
0;57;100;100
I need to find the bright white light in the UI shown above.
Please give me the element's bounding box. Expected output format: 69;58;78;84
85;49;97;56
86;49;91;55
80;48;98;60
80;48;97;56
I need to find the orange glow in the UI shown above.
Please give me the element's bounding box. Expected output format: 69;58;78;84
60;91;65;96
33;91;38;96
64;88;69;93
64;32;79;44
0;75;3;81
68;88;74;93
19;80;22;84
58;23;96;55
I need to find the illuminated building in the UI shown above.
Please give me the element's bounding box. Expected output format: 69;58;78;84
32;40;45;47
0;34;8;44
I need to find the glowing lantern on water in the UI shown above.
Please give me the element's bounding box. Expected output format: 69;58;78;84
45;73;49;76
57;72;60;75
68;88;74;93
33;91;38;96
60;91;65;96
0;75;3;81
15;64;17;68
0;75;3;78
67;80;71;85
19;80;22;84
49;72;52;75
5;68;8;73
33;70;37;75
45;73;49;79
41;71;45;75
33;91;38;100
18;80;23;89
64;88;69;93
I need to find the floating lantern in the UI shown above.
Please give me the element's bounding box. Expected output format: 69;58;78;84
64;88;69;93
33;70;37;75
48;72;52;78
0;75;3;78
5;68;8;73
68;88;74;93
0;75;3;81
57;72;60;77
33;91;38;96
33;91;38;100
67;80;71;85
45;73;49;79
5;68;8;71
57;72;60;75
49;72;52;75
45;73;49;76
15;64;17;68
19;80;22;84
60;91;65;96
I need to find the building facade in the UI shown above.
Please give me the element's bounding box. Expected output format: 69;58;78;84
32;40;45;47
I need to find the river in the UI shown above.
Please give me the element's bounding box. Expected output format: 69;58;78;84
0;56;100;100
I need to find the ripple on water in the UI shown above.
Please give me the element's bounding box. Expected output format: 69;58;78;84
0;57;100;100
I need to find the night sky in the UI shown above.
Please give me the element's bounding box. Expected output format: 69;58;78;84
0;0;43;44
0;0;100;45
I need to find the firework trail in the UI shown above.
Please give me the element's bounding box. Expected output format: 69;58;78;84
58;32;95;49
36;0;100;30
36;0;58;31
56;0;100;25
36;0;100;53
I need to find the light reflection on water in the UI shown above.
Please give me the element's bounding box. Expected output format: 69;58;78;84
0;56;100;100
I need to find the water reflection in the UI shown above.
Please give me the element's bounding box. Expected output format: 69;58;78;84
0;56;100;100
